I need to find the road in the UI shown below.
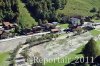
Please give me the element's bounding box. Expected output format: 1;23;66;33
0;32;50;52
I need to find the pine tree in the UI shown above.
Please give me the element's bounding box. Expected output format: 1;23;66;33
24;0;67;23
0;0;19;22
83;38;100;57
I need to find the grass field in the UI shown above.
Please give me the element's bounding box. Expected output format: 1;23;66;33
97;41;100;44
90;30;100;36
45;46;84;66
92;19;100;22
57;0;100;16
59;24;69;29
17;0;100;28
0;52;10;66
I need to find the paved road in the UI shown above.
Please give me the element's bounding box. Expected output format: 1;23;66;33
0;32;50;52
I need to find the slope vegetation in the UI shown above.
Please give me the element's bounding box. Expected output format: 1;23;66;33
18;0;37;28
58;0;100;16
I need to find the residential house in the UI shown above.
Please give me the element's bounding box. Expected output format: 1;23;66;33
70;17;81;26
20;28;32;35
51;29;60;33
41;23;55;31
2;22;16;30
32;26;43;33
82;22;93;27
81;22;94;31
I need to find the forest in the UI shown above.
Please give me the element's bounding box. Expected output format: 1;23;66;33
23;0;67;23
0;0;100;28
0;0;19;22
0;0;67;27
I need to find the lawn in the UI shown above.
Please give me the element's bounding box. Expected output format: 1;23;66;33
45;46;84;66
0;52;10;66
97;41;100;45
59;24;69;29
90;30;100;36
92;19;100;22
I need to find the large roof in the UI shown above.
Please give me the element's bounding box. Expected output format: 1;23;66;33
3;22;14;27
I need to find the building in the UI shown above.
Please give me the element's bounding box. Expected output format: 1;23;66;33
32;26;44;33
2;22;16;30
51;29;60;33
52;22;58;25
70;17;81;27
41;23;55;31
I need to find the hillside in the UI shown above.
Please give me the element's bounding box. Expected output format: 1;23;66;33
18;0;37;28
0;0;37;28
0;0;100;28
58;0;100;16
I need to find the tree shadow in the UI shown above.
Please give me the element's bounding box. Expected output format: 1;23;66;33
21;0;40;22
76;51;83;55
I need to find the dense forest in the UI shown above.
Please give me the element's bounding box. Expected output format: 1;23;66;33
23;0;67;24
0;0;67;27
0;0;100;28
0;0;19;22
